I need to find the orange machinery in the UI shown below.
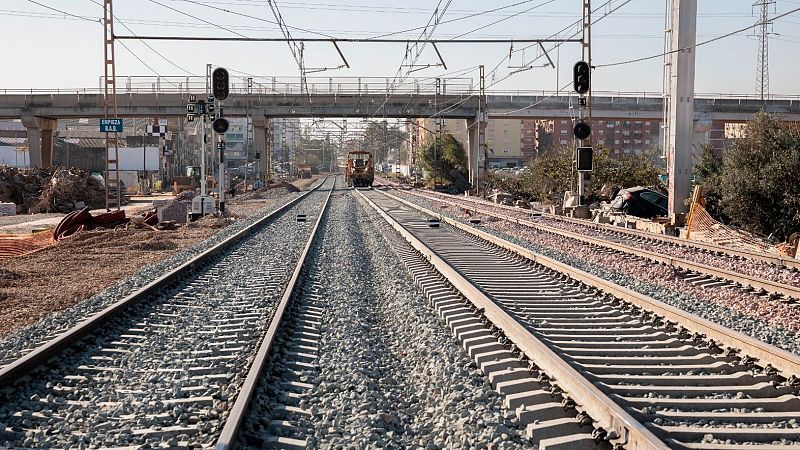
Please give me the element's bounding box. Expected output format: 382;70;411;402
345;151;374;187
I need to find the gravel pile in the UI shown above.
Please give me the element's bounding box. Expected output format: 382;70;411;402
417;191;800;288
0;188;330;448
0;187;313;368
158;190;194;223
393;191;800;355
240;187;531;450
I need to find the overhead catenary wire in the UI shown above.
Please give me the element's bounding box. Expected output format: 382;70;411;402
85;0;198;77
28;0;191;86
596;5;800;68
26;0;98;22
147;0;249;38
169;0;337;39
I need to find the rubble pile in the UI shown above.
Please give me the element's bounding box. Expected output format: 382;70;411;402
159;190;195;224
32;168;105;213
0;166;105;214
0;166;48;214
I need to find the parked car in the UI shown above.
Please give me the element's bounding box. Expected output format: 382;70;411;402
609;186;668;218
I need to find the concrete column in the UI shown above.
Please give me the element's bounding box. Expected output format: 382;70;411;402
666;0;697;220
252;116;270;181
22;116;57;167
466;117;486;192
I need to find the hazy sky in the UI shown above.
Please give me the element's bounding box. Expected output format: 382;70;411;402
3;0;799;96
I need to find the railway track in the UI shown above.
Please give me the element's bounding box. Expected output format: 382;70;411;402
382;183;800;273
0;177;333;449
398;189;800;301
358;188;800;450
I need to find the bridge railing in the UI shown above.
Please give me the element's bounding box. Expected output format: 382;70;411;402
3;77;800;102
89;76;476;96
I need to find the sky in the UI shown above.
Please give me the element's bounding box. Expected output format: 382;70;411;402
2;0;800;96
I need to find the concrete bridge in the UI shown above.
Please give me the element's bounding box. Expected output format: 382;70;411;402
2;76;799;166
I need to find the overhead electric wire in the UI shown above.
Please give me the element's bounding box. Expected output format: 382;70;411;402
86;0;197;76
168;0;336;38
26;0;188;85
419;0;635;122
447;0;559;41
597;5;800;68
25;0;98;22
147;0;250;38
368;0;547;40
370;0;454;118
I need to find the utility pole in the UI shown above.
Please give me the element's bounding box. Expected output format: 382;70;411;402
102;0;121;211
754;0;775;101
664;0;698;222
435;77;442;187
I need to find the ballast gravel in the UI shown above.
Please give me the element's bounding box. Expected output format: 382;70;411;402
241;189;532;450
0;187;307;368
393;191;800;356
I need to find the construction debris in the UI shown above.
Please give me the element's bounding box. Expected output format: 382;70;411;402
0;166;105;214
53;207;129;241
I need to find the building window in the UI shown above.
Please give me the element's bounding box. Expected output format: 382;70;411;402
560;120;568;125
560;129;567;134
645;140;651;145
607;122;614;128
645;121;651;126
614;140;620;145
560;139;568;145
597;139;605;145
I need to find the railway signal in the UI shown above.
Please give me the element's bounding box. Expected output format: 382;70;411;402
573;61;590;95
212;68;229;101
573;120;591;140
576;146;593;171
213;117;229;134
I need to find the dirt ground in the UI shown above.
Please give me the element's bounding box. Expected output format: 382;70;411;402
0;179;316;337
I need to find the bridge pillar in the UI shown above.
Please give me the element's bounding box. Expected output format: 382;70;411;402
466;117;486;192
22;116;57;167
253;116;271;182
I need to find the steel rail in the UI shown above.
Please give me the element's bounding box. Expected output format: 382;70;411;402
408;191;800;298
413;189;800;270
542;212;800;271
379;190;800;379
357;189;671;450
0;178;328;386
214;181;333;450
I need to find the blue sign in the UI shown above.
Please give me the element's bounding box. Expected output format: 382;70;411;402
100;119;123;133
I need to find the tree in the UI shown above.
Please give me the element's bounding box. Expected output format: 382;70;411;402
520;145;575;201
519;144;663;202
418;133;467;185
719;112;800;240
693;143;726;221
360;121;408;165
